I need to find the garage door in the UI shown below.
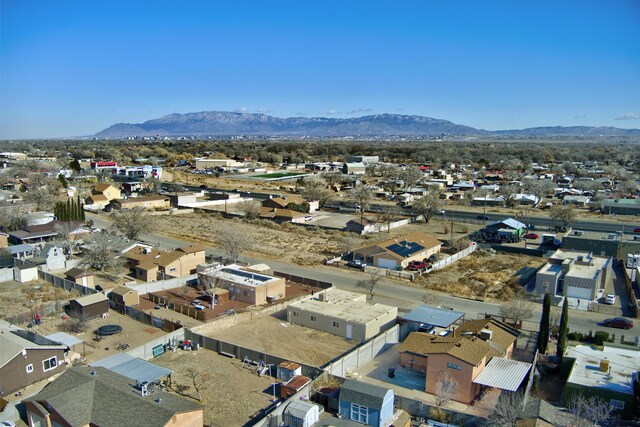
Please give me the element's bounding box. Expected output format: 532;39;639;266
566;286;592;300
376;258;397;269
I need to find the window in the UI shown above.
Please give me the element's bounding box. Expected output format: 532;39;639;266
43;357;57;371
332;321;340;328
447;362;462;371
350;403;368;424
292;311;299;317
26;364;34;373
610;399;625;410
243;290;249;297
310;315;317;322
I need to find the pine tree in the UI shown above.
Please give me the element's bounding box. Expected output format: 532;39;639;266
557;297;569;357
536;292;551;354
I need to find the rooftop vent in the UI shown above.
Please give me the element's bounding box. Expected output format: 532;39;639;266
90;371;97;376
479;329;493;341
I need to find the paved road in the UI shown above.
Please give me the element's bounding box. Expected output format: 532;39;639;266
87;212;640;340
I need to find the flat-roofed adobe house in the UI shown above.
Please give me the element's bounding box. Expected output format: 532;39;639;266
25;366;204;427
110;195;170;210
0;320;68;396
198;264;286;305
399;318;522;404
352;231;442;269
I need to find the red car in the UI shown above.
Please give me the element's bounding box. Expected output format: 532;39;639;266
407;261;427;271
524;233;539;239
634;227;640;233
602;318;634;330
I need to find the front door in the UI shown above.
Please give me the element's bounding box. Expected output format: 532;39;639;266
346;324;352;340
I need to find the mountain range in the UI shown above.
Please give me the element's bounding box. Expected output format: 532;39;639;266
95;111;640;138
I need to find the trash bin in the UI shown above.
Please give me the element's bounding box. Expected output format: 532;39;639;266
388;368;395;378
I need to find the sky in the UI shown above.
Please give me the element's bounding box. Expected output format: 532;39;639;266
1;0;639;139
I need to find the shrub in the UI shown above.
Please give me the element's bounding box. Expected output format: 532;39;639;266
594;331;609;345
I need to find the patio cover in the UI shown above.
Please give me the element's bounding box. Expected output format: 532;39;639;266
400;305;465;328
45;332;83;347
473;357;531;391
90;353;172;384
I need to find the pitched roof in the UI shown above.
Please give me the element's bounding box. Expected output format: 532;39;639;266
94;183;116;192
340;379;391;409
398;332;492;366
88;194;109;203
454;318;520;355
0;320;67;368
114;195;168;205
260;207;305;219
178;244;205;254
71;292;108;307
65;267;93;278
354;231;442;261
26;366;202;427
110;286;136;296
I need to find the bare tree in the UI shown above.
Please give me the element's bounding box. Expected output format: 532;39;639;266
499;287;533;324
356;271;383;300
350;185;373;224
378;206;396;233
399;167;423;192
111;207;157;240
236;200;261;219
25;186;55;210
549;204;577;229
421;290;440;307
561;394;615;427
434;373;458;407
0;207;29;231
413;194;442;223
499;184;520;208
217;228;251;263
79;232;126;278
184;368;213;402
485;392;535;427
301;175;333;207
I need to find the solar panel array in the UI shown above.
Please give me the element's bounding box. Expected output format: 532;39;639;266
386;240;425;257
11;329;61;347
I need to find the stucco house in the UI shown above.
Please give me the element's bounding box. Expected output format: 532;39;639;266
262;195;319;213
122;244;205;281
198;264;286;305
31;244;66;270
110;195;170;210
351;231;442;269
93;183;121;201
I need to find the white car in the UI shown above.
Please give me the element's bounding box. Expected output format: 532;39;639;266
604;294;616;305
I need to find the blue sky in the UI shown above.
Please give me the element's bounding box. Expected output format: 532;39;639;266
1;0;639;139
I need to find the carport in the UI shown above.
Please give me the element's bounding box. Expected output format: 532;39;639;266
400;305;465;328
90;353;172;384
473;357;531;392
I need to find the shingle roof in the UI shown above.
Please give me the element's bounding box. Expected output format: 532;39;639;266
0;320;67;368
110;286;136;297
340;379;391;409
454;318;520;355
398;332;492;366
26;366;202;427
354;231;442;261
65;267;93;278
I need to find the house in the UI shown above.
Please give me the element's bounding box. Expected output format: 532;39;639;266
195;157;244;170
562;345;640;419
85;193;110;209
338;380;394;427
168;192;199;207
602;198;640;215
92;183;121;201
110;195;170;210
283;400;321;427
398;318;521;404
109;285;140;307
25;366;204;427
8;222;59;244
262;195;319;212
259;207;306;223
90;160;118;170
452;181;476;192
31;244;66;270
65;267;95;288
287;291;397;342
277;361;302;381
351;231;442;269
342;162;367;175
563;195;591;207
198;264;286;305
0;231;8;247
122;244;205;281
344;217;378;234
484;218;527;239
562;230;640;259
534;249;612;300
345;155;379;164
0;320;68;396
68;293;109;320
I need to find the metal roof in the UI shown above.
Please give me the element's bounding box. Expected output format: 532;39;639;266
400;305;465;328
7;244;34;254
90;353;172;384
472;357;531;391
284;400;319;419
340;379;391;408
487;218;526;230
46;332;84;347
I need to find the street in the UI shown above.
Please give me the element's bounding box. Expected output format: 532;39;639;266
87;212;640;340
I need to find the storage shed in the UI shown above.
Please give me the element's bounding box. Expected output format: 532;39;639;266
14;262;38;283
69;293;109;320
109;286;140;307
65;268;95;288
277;361;302;381
283;400;321;427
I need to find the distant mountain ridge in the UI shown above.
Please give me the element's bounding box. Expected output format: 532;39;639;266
95;111;640;137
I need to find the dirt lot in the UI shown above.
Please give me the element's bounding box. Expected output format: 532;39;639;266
154;349;276;427
415;251;545;301
198;312;355;367
30;309;170;363
0;280;78;322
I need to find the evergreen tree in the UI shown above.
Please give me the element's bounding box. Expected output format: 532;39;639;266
69;158;82;173
557;297;569;357
536;292;551;354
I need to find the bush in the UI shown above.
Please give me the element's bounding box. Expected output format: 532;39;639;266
594;331;609;345
567;331;582;341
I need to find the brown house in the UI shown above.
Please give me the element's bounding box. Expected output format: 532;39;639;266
25;366;204;427
352;231;442;270
93;183;121;201
123;244;206;281
109;286;140;307
110;195;170;210
0;231;8;247
68;293;109;321
259;207;306;223
398;318;519;404
0;320;68;396
65;267;95;288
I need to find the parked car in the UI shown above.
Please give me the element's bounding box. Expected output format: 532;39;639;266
524;233;539;239
304;215;313;221
634;227;640;233
477;215;490;220
347;259;366;270
602;317;633;330
407;261;427;271
604;294;617;305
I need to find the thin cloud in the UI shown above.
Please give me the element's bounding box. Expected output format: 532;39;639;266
255;108;271;113
574;114;587;119
234;106;248;113
349;108;373;114
615;112;639;120
326;109;340;115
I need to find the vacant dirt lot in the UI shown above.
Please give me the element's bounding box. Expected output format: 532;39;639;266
198;312;355;367
154;349;275;427
0;280;77;322
415;251;544;301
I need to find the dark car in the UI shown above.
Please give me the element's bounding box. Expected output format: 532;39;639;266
524;233;539;239
634;227;640;233
407;261;427;271
477;215;490;220
347;259;366;270
602;317;634;330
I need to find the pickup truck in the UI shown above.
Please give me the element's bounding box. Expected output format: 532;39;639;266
407;261;427;271
347;259;367;270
